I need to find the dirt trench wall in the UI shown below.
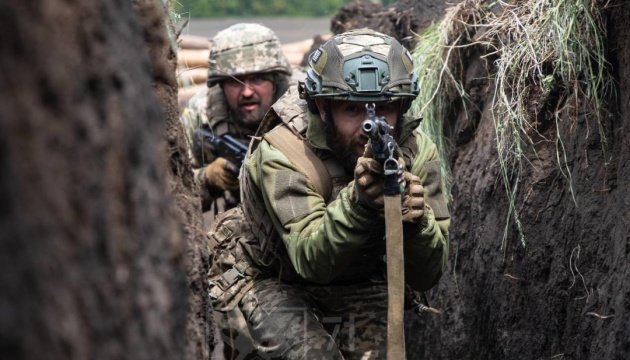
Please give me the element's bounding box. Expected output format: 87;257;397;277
405;1;630;359
133;0;213;357
331;0;450;50
0;0;209;358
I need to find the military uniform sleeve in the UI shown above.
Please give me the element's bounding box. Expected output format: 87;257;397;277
248;140;381;284
180;93;205;169
403;130;450;292
180;88;221;208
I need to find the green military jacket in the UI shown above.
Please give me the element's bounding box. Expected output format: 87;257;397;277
242;87;450;292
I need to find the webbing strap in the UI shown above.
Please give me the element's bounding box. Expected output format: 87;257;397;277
263;126;332;201
384;195;406;360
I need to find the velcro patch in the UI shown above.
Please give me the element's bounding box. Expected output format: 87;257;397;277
310;48;328;76
311;49;323;63
274;170;312;225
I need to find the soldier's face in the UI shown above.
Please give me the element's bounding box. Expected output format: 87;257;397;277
316;100;401;158
223;74;275;128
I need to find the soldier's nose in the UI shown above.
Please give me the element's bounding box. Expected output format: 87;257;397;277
241;84;255;97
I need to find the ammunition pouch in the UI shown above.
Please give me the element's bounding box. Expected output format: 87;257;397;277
207;206;264;312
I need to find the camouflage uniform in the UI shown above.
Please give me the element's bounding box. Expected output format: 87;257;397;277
208;30;450;359
181;23;294;360
180;23;292;222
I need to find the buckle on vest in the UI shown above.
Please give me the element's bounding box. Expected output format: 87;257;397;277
211;224;233;243
222;268;242;286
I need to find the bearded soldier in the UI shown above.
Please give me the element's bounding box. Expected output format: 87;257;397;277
180;23;293;360
207;29;450;359
181;23;292;226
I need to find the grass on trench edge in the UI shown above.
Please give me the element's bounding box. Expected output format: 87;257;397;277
409;0;614;250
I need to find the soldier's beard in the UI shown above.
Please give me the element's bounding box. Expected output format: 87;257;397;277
323;113;362;175
324;112;404;175
231;94;274;131
231;106;266;131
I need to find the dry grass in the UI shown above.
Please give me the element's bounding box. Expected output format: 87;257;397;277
409;0;487;200
410;0;614;247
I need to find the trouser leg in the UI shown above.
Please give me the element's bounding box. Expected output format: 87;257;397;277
214;308;258;360
307;282;388;360
239;278;344;360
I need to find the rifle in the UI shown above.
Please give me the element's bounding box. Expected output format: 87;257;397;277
361;104;402;195
361;103;406;359
192;127;248;173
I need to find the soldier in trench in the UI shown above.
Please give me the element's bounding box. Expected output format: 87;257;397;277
181;23;296;360
180;23;293;228
207;29;450;359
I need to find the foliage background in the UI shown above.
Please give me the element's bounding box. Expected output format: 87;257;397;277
175;0;397;17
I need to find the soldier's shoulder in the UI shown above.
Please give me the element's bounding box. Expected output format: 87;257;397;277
184;87;209;114
182;88;208;127
181;87;210;132
271;85;308;120
289;65;307;85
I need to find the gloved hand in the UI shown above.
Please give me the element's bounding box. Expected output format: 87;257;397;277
352;155;385;209
401;172;425;223
204;157;239;191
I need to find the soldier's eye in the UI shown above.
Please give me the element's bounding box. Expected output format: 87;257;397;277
250;76;267;86
344;104;360;114
224;78;241;89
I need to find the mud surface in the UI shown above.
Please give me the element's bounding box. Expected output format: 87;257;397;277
0;1;207;358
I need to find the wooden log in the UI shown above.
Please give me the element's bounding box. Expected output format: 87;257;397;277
177;49;209;68
281;34;331;55
178;34;211;50
177;67;207;87
281;34;331;65
284;51;305;66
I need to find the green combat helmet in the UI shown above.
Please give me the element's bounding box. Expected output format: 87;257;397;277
301;28;419;113
207;23;293;89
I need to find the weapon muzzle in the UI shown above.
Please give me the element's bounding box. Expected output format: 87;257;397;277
361;119;375;134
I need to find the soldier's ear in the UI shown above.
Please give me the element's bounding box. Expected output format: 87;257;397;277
314;99;327;123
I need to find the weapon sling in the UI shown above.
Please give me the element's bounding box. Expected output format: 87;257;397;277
362;103;406;359
385;195;405;359
382;151;405;359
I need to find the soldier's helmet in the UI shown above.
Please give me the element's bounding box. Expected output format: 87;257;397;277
207;23;292;88
301;29;419;113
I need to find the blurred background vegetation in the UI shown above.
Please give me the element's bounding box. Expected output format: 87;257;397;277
175;0;397;17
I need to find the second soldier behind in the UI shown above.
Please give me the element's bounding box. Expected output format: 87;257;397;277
181;23;293;226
